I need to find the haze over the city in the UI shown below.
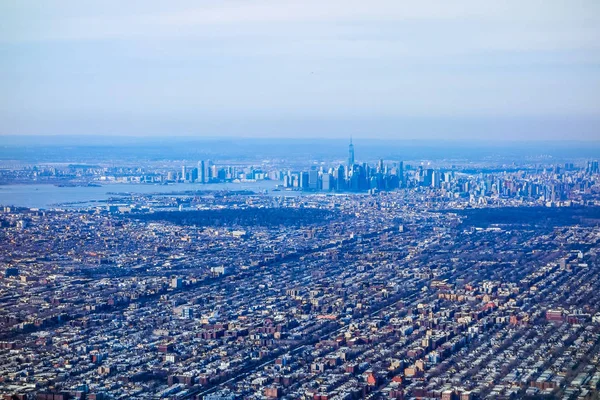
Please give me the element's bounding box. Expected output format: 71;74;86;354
2;0;600;140
2;3;600;399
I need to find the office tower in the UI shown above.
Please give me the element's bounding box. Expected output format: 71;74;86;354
322;173;332;191
386;174;400;190
424;169;433;186
348;138;355;167
350;165;364;191
191;167;198;182
300;172;309;189
217;167;226;180
204;160;212;183
335;165;346;191
432;171;441;188
225;166;232;180
377;159;384;173
181;166;187;182
198;161;206;183
398;161;404;187
375;173;385;191
308;170;319;190
359;164;369;190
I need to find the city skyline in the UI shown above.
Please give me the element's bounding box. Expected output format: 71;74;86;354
1;134;600;399
1;145;600;399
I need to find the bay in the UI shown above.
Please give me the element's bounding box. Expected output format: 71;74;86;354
0;181;293;209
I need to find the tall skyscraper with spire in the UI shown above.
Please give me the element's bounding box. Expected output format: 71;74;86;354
348;138;355;167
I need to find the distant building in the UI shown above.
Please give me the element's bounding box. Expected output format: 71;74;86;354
335;165;346;191
181;307;193;320
300;172;309;189
546;309;564;322
322;173;332;191
198;160;206;183
171;277;183;289
308;170;319;190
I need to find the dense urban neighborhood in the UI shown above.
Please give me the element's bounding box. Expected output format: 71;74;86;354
1;148;600;399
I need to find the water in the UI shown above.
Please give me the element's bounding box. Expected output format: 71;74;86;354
0;181;290;209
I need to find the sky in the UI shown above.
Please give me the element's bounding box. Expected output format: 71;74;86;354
1;0;599;140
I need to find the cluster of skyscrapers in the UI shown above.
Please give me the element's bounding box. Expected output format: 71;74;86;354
176;161;270;183
180;161;213;183
283;140;405;192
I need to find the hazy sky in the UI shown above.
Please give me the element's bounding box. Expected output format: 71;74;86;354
1;0;599;140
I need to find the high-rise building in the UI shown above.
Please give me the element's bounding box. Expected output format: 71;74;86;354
181;307;194;320
204;160;212;183
432;170;441;188
308;170;319;190
198;161;206;183
350;164;365;191
398;161;405;187
300;172;309;189
322;173;332;191
348;138;355;167
335;165;346;191
424;169;433;186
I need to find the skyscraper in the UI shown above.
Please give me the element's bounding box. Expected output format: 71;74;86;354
322;173;332;191
204;160;212;183
198;160;206;183
336;165;346;191
308;170;320;190
300;172;310;189
398;161;405;187
348;138;355;167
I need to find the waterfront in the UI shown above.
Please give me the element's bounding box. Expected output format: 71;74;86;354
0;181;283;209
